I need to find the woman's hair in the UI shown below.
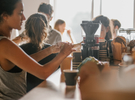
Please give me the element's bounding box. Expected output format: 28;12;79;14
25;13;48;50
93;15;109;28
54;19;65;31
111;19;121;29
93;15;112;40
0;0;21;23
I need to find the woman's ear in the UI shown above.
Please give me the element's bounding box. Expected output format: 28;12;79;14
1;12;8;21
114;26;119;30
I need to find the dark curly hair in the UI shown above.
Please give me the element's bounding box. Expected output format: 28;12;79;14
0;0;21;22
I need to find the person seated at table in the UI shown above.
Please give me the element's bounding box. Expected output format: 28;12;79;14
15;13;60;92
0;0;74;100
110;19;121;39
54;19;76;44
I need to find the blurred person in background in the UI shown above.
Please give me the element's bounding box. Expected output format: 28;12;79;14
110;19;121;39
110;19;126;62
54;19;76;44
54;19;77;78
92;15;112;61
38;3;62;45
93;15;112;41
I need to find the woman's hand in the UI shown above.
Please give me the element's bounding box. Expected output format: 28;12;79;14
50;42;76;54
67;29;74;44
59;42;75;56
67;29;71;36
50;44;61;54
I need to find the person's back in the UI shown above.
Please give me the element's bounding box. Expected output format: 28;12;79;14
20;43;57;92
38;3;62;45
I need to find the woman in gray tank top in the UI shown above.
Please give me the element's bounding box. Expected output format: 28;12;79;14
0;0;74;100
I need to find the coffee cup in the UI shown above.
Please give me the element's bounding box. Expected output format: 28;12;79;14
63;70;79;86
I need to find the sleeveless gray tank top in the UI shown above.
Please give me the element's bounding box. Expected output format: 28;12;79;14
0;36;26;100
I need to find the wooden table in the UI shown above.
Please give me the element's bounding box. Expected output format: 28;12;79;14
20;64;135;100
20;69;81;100
19;65;123;100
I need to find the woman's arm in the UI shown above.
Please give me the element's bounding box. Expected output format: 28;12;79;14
67;30;74;44
30;45;60;62
0;38;74;80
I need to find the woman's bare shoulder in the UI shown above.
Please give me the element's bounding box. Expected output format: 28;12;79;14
0;38;22;55
0;37;13;44
0;37;17;47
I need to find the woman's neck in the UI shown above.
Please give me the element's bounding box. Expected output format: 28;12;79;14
0;24;12;38
60;30;65;35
